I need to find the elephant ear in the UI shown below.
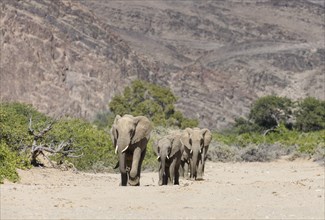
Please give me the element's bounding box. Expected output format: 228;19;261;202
169;134;181;158
202;128;212;147
180;128;192;151
152;139;160;156
110;115;121;148
131;116;153;144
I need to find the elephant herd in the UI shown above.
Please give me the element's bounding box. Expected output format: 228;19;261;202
110;114;212;186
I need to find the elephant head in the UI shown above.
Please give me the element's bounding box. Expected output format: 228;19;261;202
110;114;152;186
180;127;212;180
153;132;183;185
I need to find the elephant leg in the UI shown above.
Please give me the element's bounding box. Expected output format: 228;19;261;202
129;147;142;186
179;161;184;178
137;147;146;179
158;163;164;186
196;160;204;180
168;159;176;185
174;160;181;185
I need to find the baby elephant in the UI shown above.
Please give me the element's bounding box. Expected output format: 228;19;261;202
153;132;183;186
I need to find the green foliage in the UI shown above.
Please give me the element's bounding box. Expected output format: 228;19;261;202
0;102;49;151
233;117;262;134
0;102;46;183
0;102;117;181
295;97;325;132
45;118;115;171
213;125;325;154
109;80;198;128
0;142;31;183
142;138;158;171
93;110;115;130
249;95;293;129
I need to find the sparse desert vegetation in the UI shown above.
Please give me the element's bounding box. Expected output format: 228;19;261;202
1;81;324;183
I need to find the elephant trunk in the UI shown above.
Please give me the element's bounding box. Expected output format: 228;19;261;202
191;150;199;180
196;149;205;180
119;151;127;186
159;157;166;185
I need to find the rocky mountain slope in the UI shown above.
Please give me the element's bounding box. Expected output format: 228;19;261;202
1;0;324;130
0;0;152;118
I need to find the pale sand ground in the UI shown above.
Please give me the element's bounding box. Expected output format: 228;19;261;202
1;159;324;220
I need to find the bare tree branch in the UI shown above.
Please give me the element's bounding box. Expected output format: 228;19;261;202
24;118;83;168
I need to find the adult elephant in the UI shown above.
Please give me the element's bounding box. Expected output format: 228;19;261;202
110;114;153;186
180;127;212;180
153;132;183;186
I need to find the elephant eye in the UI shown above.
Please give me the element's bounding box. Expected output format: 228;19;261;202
130;129;135;137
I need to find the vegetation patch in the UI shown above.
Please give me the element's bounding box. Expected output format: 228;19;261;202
1;84;324;183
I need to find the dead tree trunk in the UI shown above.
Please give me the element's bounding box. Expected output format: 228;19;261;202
26;118;83;167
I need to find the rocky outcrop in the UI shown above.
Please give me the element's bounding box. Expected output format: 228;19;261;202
1;0;324;130
0;0;151;119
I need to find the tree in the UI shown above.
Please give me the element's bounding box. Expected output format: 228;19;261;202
109;80;198;128
295;97;325;132
0;102;115;174
248;95;293;130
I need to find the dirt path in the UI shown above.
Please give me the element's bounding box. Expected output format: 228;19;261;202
1;159;324;220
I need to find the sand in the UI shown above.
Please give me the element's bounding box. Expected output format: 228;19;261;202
1;159;324;220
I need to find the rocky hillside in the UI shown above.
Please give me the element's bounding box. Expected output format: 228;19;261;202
1;0;324;130
0;0;152;118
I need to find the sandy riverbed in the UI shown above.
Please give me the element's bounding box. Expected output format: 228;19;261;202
1;159;324;219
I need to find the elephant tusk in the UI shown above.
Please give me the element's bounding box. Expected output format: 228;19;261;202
115;145;118;154
190;149;193;154
121;145;129;153
157;155;160;160
199;149;202;154
167;155;169;159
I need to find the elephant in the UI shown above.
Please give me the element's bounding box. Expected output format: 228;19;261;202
179;150;190;179
153;132;184;186
110;114;153;186
180;127;212;180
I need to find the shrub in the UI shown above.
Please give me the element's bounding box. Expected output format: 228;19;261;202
207;143;239;162
0;142;31;183
249;95;293;129
109;80;198;128
295;97;325;132
0;102;118;174
233;117;262;134
45;118;115;172
239;143;291;162
0;102;49;151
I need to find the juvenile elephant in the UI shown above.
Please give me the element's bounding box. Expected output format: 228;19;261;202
153;132;183;185
110;114;153;186
179;150;190;179
180;127;212;180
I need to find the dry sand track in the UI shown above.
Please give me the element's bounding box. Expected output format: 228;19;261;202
1;159;324;219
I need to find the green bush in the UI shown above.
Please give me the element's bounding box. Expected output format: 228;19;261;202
295;97;325;132
233;117;262;134
213;125;324;156
109;80;198;128
46;118;115;171
0;102;47;183
0;102;49;151
0;102;119;177
0;142;31;183
249;95;293;129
